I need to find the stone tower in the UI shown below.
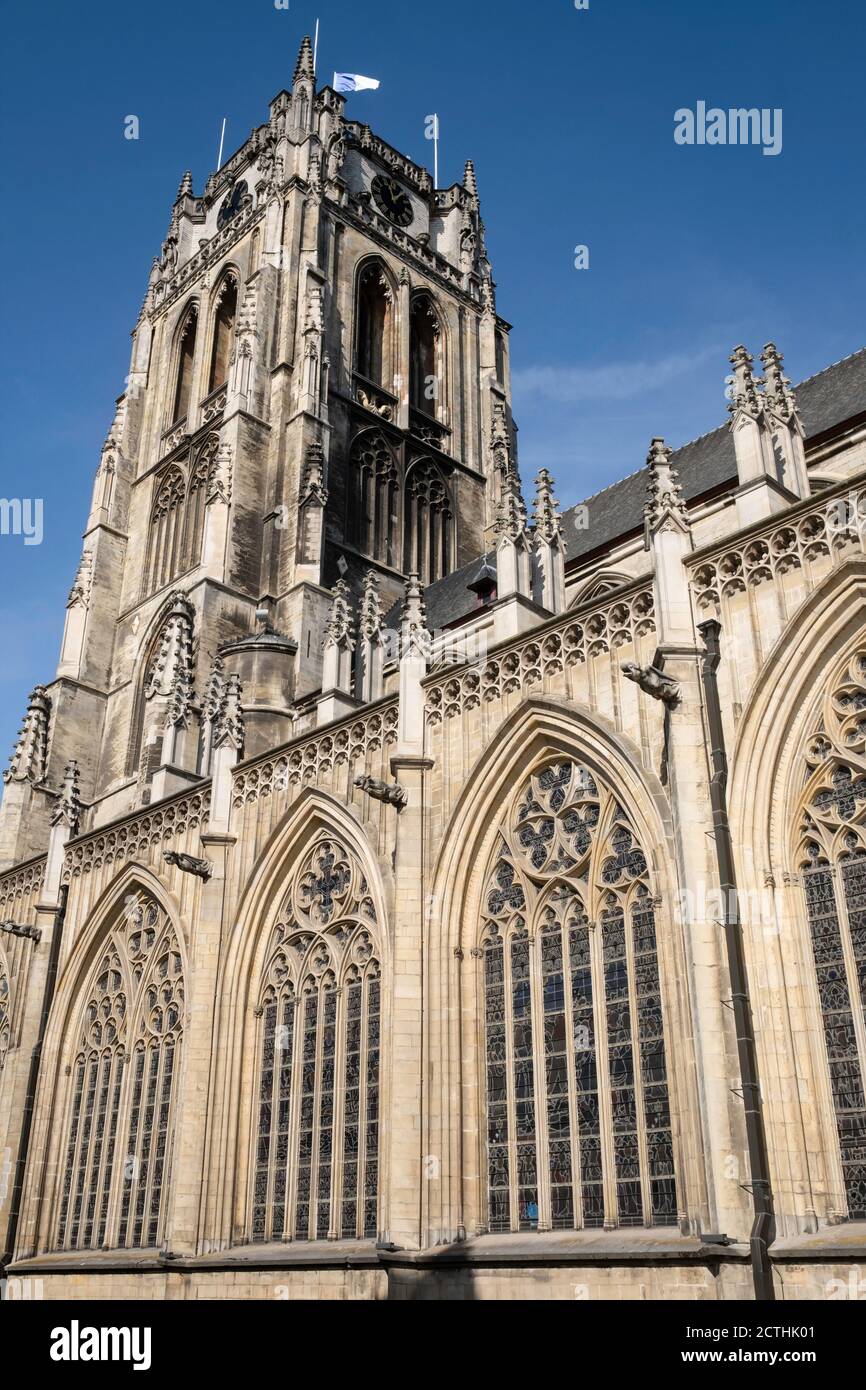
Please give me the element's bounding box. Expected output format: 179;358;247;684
0;36;514;854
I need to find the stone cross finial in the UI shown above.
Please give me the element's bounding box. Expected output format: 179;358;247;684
760;342;797;422
213;672;245;754
728;345;763;419
532;469;563;544
643;437;689;541
4;685;51;786
324;579;355;649
51;760;83;835
294;34;315;82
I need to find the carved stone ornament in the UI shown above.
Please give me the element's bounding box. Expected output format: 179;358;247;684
353;774;408;809
621;661;681;706
163;850;213;881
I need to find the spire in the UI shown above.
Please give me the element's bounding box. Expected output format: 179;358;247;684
4;685;51;786
532;469;563;545
51;760;82;835
495;467;529;543
400;572;430;658
359;570;384;639
728;345;763;420
301;438;328;506
176;170;194;201
643;437;689;543
324;578;355;649
294;33;315;82
760;342;797;422
464;159;478;199
203;654;226;727
213;672;245;754
166;661;196;731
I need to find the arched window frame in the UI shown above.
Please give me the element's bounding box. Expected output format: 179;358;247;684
0;948;10;1078
169;300;199;427
403;457;453;584
794;648;866;1222
348;429;400;568
184;434;220;569
206;267;240;395
249;833;382;1244
53;891;185;1253
477;758;679;1234
145;462;188;596
353;259;396;394
409;291;447;421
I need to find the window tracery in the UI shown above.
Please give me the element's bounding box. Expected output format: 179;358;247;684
147;464;187;594
480;759;677;1232
172;304;198;424
797;650;866;1220
56;894;184;1251
355;263;393;388
403;460;452;584
208;271;239;393
251;834;381;1244
0;957;10;1076
349;431;399;568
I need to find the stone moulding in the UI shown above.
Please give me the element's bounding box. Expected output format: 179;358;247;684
231;697;399;808
688;469;866;612
62;788;211;884
424;579;656;724
0;854;46;914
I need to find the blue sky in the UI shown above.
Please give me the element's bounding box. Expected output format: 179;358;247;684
0;0;863;762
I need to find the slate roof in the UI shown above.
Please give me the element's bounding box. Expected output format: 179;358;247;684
388;347;866;633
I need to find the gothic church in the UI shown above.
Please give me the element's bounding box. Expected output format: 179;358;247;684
1;38;865;1300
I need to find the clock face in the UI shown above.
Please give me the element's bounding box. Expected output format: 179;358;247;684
217;180;249;230
370;174;413;228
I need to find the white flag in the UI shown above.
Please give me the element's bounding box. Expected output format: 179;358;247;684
333;73;380;94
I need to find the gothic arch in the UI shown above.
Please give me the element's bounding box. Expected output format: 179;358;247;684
145;462;188;596
728;556;866;1229
0;942;10;1079
17;865;188;1258
168;298;200;426
206;265;240;394
348;427;401;568
424;697;699;1242
403;457;453;583
409;289;448;420
352;255;398;393
206;791;391;1251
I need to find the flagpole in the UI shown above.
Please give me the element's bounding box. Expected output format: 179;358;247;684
216;117;227;171
313;18;319;73
434;117;439;189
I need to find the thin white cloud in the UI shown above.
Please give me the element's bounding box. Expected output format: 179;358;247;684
512;343;722;404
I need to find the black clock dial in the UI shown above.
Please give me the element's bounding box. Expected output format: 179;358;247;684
217;179;249;230
370;174;413;227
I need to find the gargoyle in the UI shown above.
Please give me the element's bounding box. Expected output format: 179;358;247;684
621;661;681;707
353;775;408;809
163;850;213;881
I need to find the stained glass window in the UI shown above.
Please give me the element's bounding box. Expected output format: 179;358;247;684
251;835;381;1243
56;895;184;1251
798;651;866;1221
479;760;678;1231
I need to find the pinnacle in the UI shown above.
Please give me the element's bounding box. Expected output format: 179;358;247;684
464;160;478;198
294;34;315;82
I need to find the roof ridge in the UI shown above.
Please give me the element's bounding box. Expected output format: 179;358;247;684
792;345;866;390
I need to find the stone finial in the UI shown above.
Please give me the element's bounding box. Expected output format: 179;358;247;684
324;579;355;649
760;342;798;422
203;654;226;727
532;469;563;545
176;170;194;201
294;33;315;82
166;662;196;731
301;439;328;506
51;760;82;834
727;345;763;419
359;570;383;639
213;672;245;753
464;159;479;199
495;467;529;543
400;572;430;657
145;594;195;700
4;685;51;786
67;550;94;609
643;437;689;541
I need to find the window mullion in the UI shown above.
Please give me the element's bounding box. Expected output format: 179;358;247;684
592;918;617;1230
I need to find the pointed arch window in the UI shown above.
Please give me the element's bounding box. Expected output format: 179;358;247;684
172;305;198;424
410;294;442;417
355;264;393;388
208;272;239;393
55;894;184;1251
479;759;678;1233
797;650;866;1221
403;459;452;584
251;834;381;1243
185;435;219;568
349;431;399;568
146;464;187;594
